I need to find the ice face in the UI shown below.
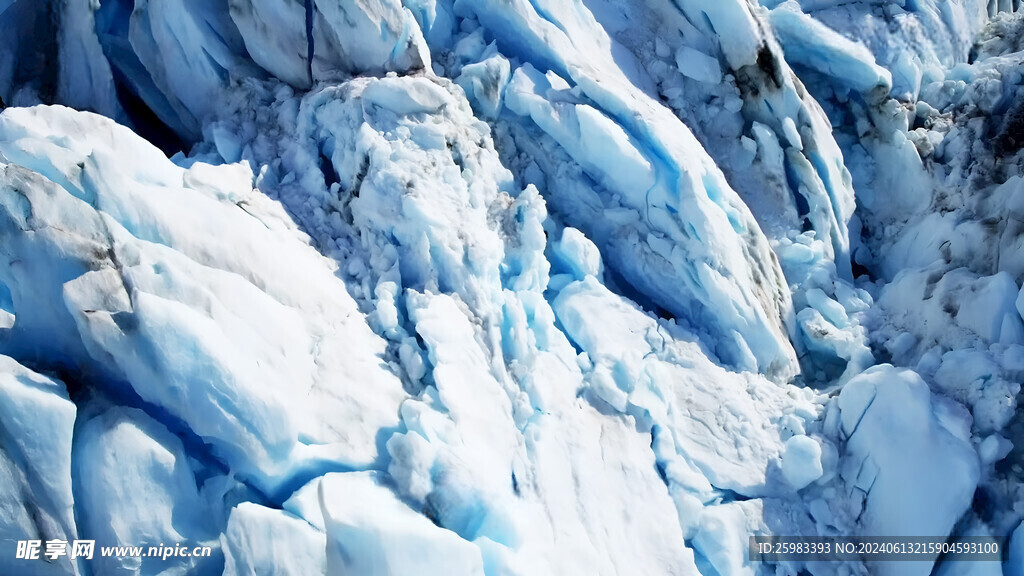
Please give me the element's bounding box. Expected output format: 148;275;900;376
837;366;980;576
0;357;78;576
0;106;408;496
222;503;326;576
73;404;225;575
0;0;1022;575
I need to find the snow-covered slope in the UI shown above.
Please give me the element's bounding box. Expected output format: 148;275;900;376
0;0;1022;575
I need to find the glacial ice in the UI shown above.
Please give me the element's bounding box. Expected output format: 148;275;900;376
457;0;805;381
74;404;224;575
1011;524;1024;576
780;434;824;490
769;1;892;95
837;366;980;576
0;106;408;495
0;357;77;576
0;0;1022;574
222;502;327;576
318;472;486;576
229;0;429;90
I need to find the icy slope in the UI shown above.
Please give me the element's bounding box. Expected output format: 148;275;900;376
772;5;1024;572
0;357;78;576
198;73;819;574
0;0;1022;576
0;87;819;576
0;106;408;495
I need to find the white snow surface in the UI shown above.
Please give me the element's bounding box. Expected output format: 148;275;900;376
0;1;1023;575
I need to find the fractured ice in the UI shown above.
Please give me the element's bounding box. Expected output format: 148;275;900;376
0;0;1023;574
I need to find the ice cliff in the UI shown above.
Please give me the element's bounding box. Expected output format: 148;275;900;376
0;0;1022;575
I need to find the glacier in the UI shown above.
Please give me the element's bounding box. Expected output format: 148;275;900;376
0;0;1022;575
